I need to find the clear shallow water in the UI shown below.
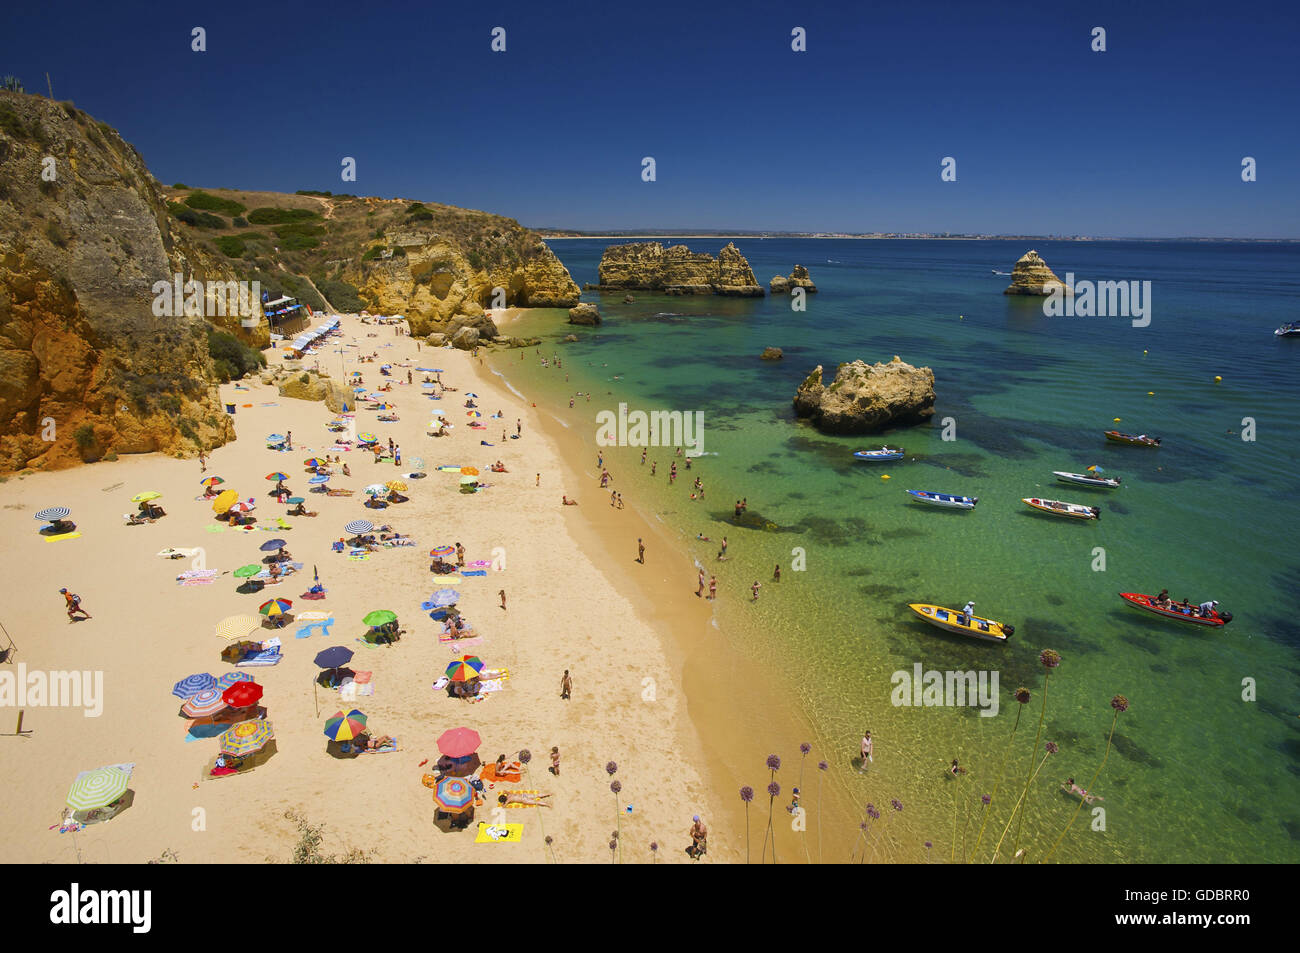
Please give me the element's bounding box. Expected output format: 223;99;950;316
493;239;1300;863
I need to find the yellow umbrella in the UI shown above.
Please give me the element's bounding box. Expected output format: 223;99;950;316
215;614;263;642
460;467;479;476
131;491;163;503
212;489;238;514
385;480;408;492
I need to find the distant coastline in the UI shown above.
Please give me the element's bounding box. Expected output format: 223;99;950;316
539;232;1299;243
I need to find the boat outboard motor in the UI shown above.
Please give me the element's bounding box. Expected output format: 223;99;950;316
1091;506;1101;519
1002;623;1015;637
1219;610;1232;624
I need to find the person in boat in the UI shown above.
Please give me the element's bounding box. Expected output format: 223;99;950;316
1197;600;1220;618
1179;598;1192;614
961;601;975;625
1155;589;1171;608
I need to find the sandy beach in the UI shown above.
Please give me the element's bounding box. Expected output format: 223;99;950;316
0;313;741;864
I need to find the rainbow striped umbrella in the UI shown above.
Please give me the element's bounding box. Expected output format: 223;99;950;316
181;689;226;718
445;655;483;682
215;613;262;640
35;506;71;522
465;411;480;418
303;458;325;468
199;476;224;487
66;766;130;811
430;545;455;557
216;672;253;690
220;719;274;756
323;709;368;742
265;472;290;482
434;776;475;813
258;598;293;617
172;673;216;699
358;433;377;444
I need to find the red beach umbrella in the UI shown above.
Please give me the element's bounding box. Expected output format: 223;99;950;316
221;681;264;710
437;727;482;758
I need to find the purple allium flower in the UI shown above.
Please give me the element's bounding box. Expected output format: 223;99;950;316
518;749;532;764
866;803;880;820
767;781;780;798
818;760;828;771
739;785;754;803
650;841;658;852
1040;648;1061;669
611;830;619;840
545;835;553;845
859;821;869;832
925;841;933;849
1015;687;1031;704
609;840;617;851
1112;694;1130;713
800;742;811;755
611;780;622;794
605;761;618;775
981;794;991;805
891;798;903;812
766;754;781;771
1045;741;1059;755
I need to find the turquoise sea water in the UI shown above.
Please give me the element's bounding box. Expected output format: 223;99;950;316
491;239;1300;863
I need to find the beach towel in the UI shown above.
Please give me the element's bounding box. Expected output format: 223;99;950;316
353;736;398;754
467;560;492;568
474;823;523;843
439;635;482;649
459;570;487;577
347;554;371;562
477;679;505;694
205;524;227;533
501;790;541;808
44;532;82;542
480;761;522;783
180;577;216;587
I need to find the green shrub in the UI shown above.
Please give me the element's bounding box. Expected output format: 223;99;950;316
214;235;246;257
172;183;190;190
317;278;365;312
232;216;249;228
157;394;182;415
73;424;96;450
184;191;246;216
168;203;226;229
207;328;266;382
248;207;320;225
177;418;199;442
103;452;118;462
361;245;384;261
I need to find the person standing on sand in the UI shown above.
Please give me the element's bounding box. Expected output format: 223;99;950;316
708;576;717;600
517;418;522;436
455;542;465;567
60;588;91;621
718;537;728;560
696;569;705;597
560;670;572;700
499;589;507;611
751;581;761;601
637;538;645;564
394;445;401;466
550;746;561;776
860;730;873;769
773;564;781;582
198;450;207;473
641;448;647;465
285;431;293;451
616;492;623;509
688;815;707;860
650;461;657;476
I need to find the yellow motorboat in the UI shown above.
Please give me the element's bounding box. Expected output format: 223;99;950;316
907;603;1014;643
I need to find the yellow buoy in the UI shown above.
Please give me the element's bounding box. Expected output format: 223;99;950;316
1113;417;1121;423
1148;392;1154;396
1215;376;1222;382
881;474;890;481
1143;350;1148;355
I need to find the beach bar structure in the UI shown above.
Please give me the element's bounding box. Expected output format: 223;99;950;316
262;295;309;337
285;318;341;357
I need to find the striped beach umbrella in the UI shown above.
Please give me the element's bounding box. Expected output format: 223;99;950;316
445;655;483;682
266;434;287;445
212;489;239;513
229;500;255;514
466;411;480;418
323;709;368;742
344;519;374;536
434;776;474;813
430;545;455;557
465;393;479;398
385;480;408;492
172;673;216;699
362;609;396;628
363;484;387;496
220;719;274;757
437;727;481;758
221;681;263;709
303;458;325;468
265;472;290;482
308;475;330;485
181;689;226;718
258;598;293;618
216;672;254;690
131;491;163;503
215;614;262;640
199;476;224;487
357;433;377;444
66;766;130;811
35;506;71;522
432;589;460;607
459;475;478;486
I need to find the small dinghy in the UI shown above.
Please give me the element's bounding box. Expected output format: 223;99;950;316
1053;470;1121;488
1023;497;1101;520
908;603;1013;643
853;447;904;461
1104;430;1160;447
906;490;978;509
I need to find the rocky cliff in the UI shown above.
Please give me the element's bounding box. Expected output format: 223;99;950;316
595;242;763;296
0;92;258;472
1004;250;1072;296
793;356;936;434
770;264;817;294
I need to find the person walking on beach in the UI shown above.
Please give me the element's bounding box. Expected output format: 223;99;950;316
550;746;561;776
498;589;507;611
394;445;401;466
455;542;465;567
516;418;522;436
597;450;603;469
718;537;728;561
860;730;873;770
560;670;572;700
641;448;647;465
637;538;645;564
669;462;677;484
751;581;761;601
286;431;292;451
708;575;717;600
773;563;781;582
611;490;618;507
198;450;207;473
60;588;91;621
697;568;705;597
650;461;657;476
616;492;624;509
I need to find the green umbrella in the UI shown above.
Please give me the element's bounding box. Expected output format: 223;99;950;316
362;609;397;628
66;765;130;811
233;564;262;579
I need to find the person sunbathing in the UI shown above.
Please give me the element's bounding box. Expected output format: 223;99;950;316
498;792;552;808
342;463;351;476
362;734;396;750
288;503;317;517
562;495;578;505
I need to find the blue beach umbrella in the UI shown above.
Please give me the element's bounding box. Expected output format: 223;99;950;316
314;646;354;670
172;673;217;699
308;475;330;485
431;589;461;607
266;434;286;445
259;538;288;552
216;672;254;691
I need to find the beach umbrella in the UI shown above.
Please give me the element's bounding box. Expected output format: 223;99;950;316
66;766;130;812
286;497;306;505
362;609;397;628
258;598;293;618
460;467;479;476
363;484;387;496
323;709;368;742
221;681;264;709
233;564;262;580
229;500;255;514
432;589;461;607
437;727;481;758
199;476;224;487
350;371;363;378
216;672;254;690
215;613;262;640
459;475;478;486
266;434;286;445
429;409;446;417
181;689;226;718
410;456;425;471
265;472;290;482
345;519;374;536
220;719;274;757
385;480;408;492
35;506;71;523
303;458;325;468
465;411;480;418
212;489;239;513
358;432;377;444
1087;465;1105;474
430;545;455;557
465;393;479;398
131;491;163;503
259;538;288;553
433;776;474;814
172;673;217;699
308;475;330;485
445;655;483;682
352;386;368;394
314;646;354;670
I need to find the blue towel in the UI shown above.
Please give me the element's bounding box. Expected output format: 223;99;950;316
460;570;487;577
480;441;493;446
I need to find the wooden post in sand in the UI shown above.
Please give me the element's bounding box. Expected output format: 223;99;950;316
3;709;33;737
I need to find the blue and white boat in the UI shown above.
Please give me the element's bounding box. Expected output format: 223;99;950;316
906;490;978;509
853;447;904;461
1275;322;1300;337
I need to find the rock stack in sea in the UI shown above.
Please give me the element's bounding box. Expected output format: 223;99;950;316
792;356;936;433
568;302;601;325
594;242;764;297
770;265;817;294
1003;250;1072;296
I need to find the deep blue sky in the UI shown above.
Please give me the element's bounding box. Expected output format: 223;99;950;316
3;0;1298;236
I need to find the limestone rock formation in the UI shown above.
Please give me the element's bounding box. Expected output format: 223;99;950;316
563;334;579;342
771;265;817;294
1004;250;1072;296
451;326;480;350
594;242;763;296
277;371;351;413
760;347;784;360
0;92;252;471
568;302;600;325
792;356;936;434
623;295;635;303
769;275;790;293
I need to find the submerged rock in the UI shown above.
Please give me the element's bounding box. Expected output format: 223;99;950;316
1004;250;1072;296
568;302;601;325
792;356;935;434
760;347;784;360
